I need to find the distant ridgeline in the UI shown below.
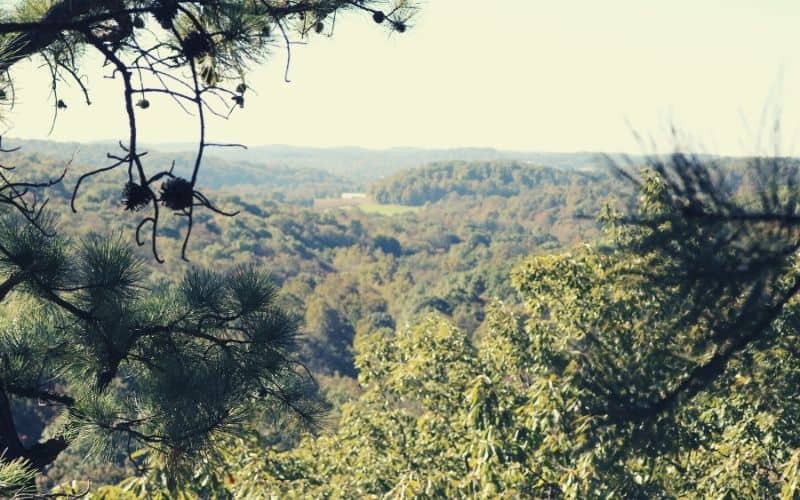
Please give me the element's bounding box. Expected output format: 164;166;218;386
370;160;607;206
1;139;353;203
152;143;614;181
1;139;772;210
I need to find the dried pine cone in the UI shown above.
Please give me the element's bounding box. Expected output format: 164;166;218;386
182;31;213;59
160;177;194;211
122;182;153;211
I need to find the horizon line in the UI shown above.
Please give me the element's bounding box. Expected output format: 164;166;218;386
3;136;790;160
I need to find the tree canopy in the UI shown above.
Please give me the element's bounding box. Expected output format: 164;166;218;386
5;130;800;496
183;155;800;498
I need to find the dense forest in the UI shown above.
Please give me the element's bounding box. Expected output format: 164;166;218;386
2;138;798;498
1;141;612;377
0;139;614;492
371;160;606;206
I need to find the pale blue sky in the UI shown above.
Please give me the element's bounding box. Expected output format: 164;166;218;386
6;0;800;154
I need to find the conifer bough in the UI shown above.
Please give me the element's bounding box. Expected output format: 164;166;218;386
0;0;416;261
0;212;327;484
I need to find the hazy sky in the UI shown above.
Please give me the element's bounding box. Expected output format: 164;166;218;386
5;0;800;154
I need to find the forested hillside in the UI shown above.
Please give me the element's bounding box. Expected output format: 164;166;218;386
371;160;607;206
4;139;799;497
0;140;618;490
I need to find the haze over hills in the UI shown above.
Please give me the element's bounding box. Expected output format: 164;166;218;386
4;138;355;199
8;137;626;182
150;143;616;178
4;139;756;208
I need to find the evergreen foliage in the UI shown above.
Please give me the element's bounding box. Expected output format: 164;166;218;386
0;207;323;490
0;455;37;498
